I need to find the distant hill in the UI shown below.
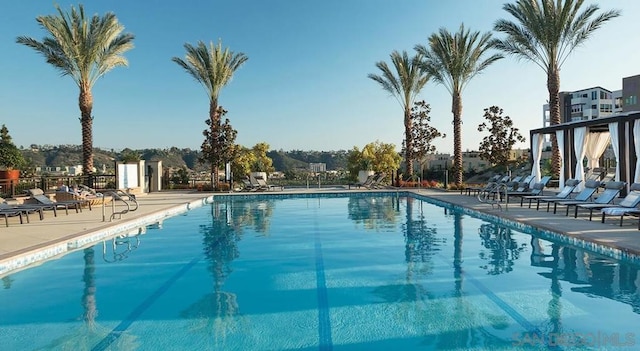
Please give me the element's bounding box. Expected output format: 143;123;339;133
20;145;349;172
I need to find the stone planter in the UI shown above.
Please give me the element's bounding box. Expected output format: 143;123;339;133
358;170;374;184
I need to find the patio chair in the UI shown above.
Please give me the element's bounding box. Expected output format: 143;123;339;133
580;183;640;221
542;180;601;213
599;185;640;227
253;175;283;191
22;188;83;216
464;174;502;196
521;179;580;210
555;181;626;218
0;200;43;225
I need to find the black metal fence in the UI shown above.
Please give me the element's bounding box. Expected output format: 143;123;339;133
0;174;117;198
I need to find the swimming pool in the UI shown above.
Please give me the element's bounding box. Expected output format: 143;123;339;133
0;192;639;350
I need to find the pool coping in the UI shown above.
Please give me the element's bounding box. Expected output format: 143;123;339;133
0;195;214;276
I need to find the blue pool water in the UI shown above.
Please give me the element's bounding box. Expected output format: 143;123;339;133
1;193;640;350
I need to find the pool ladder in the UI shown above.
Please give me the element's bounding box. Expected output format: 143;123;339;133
477;182;509;211
104;190;139;221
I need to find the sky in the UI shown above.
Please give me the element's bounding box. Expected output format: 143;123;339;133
1;0;639;154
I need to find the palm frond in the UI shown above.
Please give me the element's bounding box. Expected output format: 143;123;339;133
173;40;248;104
16;4;135;89
368;50;428;110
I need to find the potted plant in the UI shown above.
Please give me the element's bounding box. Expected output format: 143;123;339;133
0;125;26;184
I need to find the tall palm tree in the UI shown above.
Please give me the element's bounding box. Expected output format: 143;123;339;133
415;24;502;186
368;51;429;178
17;4;134;178
494;0;620;177
172;40;248;187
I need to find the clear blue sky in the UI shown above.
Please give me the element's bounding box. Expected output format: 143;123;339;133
1;0;638;154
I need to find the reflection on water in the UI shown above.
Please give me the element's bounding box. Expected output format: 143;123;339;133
348;195;399;231
229;199;276;235
478;223;527;275
531;237;640;315
181;201;245;348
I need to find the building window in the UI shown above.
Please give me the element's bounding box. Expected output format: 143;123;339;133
592;91;597;100
625;96;638;105
591;104;597;110
600;104;612;113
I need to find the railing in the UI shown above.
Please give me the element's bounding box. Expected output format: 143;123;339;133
0;174;117;199
477;182;509;211
104;189;139;221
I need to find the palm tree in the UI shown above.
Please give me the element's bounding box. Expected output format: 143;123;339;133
172;40;248;187
415;24;502;186
368;51;429;178
494;0;620;177
17;4;134;178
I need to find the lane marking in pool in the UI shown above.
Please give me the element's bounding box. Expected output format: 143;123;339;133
91;256;201;351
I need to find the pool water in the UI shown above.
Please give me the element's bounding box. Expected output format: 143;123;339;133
0;193;639;350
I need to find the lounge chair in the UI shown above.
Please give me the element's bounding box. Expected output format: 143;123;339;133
23;188;83;216
0;200;43;225
521;179;580;210
254;175;283;191
241;177;259;191
554;181;626;218
543;180;601;213
367;172;388;189
579;183;640;221
0;208;26;227
599;185;640;227
356;174;377;189
464;174;502;196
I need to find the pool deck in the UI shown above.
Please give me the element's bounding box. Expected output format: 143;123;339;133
1;187;639;275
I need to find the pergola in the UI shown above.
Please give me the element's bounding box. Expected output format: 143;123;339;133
529;111;640;196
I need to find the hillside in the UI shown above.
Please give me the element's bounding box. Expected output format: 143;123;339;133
20;145;349;172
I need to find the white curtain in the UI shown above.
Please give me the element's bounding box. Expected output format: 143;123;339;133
573;127;588;191
531;133;543;186
585;131;610;170
635;120;640;183
609;122;620;182
555;130;565;189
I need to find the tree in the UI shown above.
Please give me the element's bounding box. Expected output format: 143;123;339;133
477;106;526;168
0;125;27;170
347;141;402;182
494;0;620;177
251;142;275;173
231;145;256;182
172;40;248;188
368;51;429;178
415;24;502;187
199;107;238;188
17;4;134;177
402;100;446;172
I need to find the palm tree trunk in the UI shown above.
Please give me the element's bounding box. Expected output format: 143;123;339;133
452;91;463;186
79;87;94;178
404;107;414;178
209;100;220;188
547;66;562;178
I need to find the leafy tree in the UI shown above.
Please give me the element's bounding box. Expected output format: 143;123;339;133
172;40;248;188
347;141;402;181
477;106;526;167
231;145;256;181
402;100;446;174
199;107;238;188
415;24;502;187
251;142;274;173
17;4;134;176
368;51;429;177
0;124;27;170
494;0;620;177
